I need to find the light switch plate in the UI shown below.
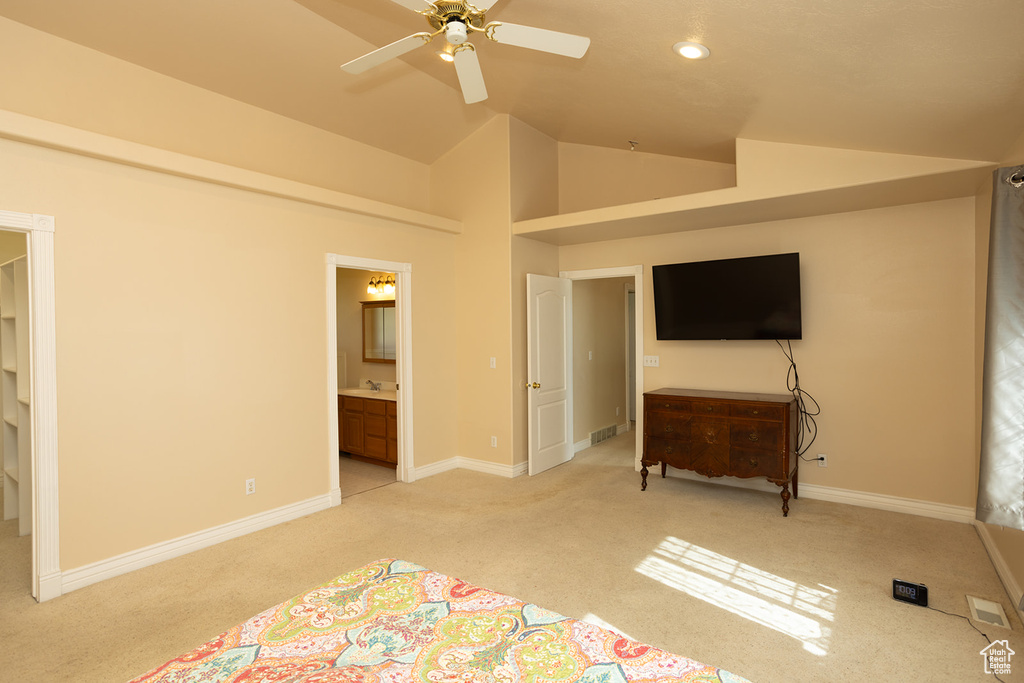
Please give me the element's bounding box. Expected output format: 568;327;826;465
643;355;660;367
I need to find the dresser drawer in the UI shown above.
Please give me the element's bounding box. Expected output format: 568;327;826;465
645;437;691;466
729;421;783;450
729;403;785;421
646;412;693;440
692;401;728;416
646;397;695;413
729;446;783;479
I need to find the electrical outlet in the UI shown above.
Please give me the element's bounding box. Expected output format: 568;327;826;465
643;355;660;367
491;436;497;448
817;454;828;468
490;357;496;369
245;478;256;495
588;350;593;360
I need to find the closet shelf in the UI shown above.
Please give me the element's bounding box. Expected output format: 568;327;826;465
3;465;18;483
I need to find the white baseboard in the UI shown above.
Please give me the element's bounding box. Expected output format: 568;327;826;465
574;438;590;453
410;456;527;482
60;493;334;594
617;422;630;435
798;483;975;523
651;466;975;523
974;521;1024;621
37;571;62;602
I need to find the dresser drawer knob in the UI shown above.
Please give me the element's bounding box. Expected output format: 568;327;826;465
752;409;759;415
748;432;759;442
749;457;758;467
665;446;674;454
664;425;674;433
706;406;713;412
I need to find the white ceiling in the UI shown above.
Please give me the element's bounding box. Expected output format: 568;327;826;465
2;0;1023;165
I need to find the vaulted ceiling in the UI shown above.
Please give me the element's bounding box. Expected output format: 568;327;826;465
2;0;1023;165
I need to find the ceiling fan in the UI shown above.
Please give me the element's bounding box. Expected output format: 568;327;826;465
340;0;591;104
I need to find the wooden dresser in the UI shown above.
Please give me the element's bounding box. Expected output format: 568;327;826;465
642;388;799;516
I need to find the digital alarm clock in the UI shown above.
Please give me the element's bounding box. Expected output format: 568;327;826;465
892;579;928;607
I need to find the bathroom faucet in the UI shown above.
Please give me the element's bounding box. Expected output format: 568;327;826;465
366;380;382;391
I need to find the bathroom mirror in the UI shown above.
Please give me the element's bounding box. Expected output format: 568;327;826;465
362;300;396;363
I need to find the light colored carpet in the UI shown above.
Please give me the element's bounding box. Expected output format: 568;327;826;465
339;454;397;498
1;433;1020;682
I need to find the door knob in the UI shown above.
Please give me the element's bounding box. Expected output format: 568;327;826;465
525;382;541;389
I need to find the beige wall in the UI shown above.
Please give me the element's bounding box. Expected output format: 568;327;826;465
1003;130;1024;165
509;119;560;466
0;17;430;213
0;136;459;570
431;117;515;465
560;197;977;507
572;277;631;441
558;142;736;214
335;268;396;390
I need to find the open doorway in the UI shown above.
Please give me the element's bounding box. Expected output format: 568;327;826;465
562;266;644;470
0;229;29;594
326;254;414;504
335;267;398;497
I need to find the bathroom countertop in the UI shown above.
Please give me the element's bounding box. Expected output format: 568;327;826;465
338;388;397;401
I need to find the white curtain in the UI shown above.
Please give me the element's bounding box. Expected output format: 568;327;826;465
978;165;1024;529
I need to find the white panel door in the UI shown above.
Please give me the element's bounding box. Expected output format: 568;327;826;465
527;274;572;476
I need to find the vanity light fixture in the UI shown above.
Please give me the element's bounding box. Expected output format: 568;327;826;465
673;41;710;60
367;275;396;296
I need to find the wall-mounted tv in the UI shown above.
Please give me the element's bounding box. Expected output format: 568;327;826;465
653;253;802;340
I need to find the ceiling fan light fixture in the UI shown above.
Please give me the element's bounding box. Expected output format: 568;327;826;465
673;41;710;60
445;20;469;45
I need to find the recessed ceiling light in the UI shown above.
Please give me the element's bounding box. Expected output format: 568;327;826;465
673;41;710;60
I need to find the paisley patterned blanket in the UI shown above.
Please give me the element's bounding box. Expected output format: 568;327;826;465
130;559;748;682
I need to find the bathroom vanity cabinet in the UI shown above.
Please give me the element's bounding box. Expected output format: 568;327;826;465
339;394;397;468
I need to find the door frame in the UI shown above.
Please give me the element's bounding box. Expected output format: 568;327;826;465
0;210;58;602
326;254;414;498
560;266;644;470
624;283;636;425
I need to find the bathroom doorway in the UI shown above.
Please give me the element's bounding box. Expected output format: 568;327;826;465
326;254;413;503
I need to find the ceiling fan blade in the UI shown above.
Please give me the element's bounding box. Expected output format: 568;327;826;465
487;22;590;59
469;0;503;9
388;0;434;10
341;33;433;74
453;46;488;104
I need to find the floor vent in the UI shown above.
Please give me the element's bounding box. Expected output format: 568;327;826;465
590;425;617;446
967;596;1011;629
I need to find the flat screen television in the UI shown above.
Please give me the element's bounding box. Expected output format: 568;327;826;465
653;253;802;340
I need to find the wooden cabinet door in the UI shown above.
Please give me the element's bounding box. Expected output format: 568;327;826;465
343;412;364;454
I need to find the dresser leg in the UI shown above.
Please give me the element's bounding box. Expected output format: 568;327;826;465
661;461;667;478
641;464;648;491
780;483;791;517
792;469;799;499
